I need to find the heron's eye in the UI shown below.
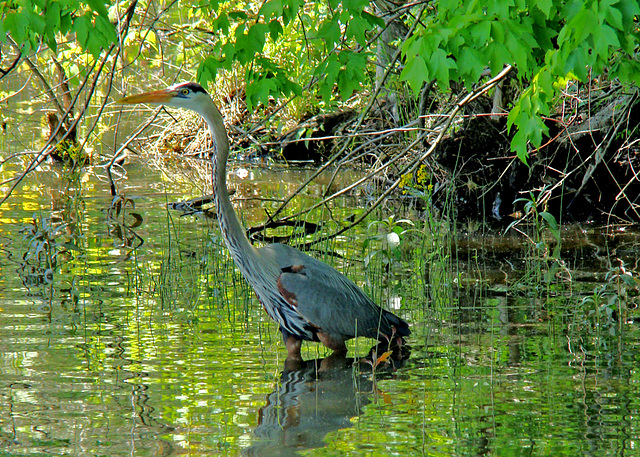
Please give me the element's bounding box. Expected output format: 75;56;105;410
181;88;189;96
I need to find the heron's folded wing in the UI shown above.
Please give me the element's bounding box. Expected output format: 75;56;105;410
277;264;385;339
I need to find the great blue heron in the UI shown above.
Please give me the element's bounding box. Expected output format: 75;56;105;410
118;82;410;361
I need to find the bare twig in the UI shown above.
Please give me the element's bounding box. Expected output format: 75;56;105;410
7;36;67;121
0;49;106;207
0;73;32;103
569;93;635;203
298;65;513;248
0;1;142;207
249;65;513;247
0;48;21;79
320;4;428;196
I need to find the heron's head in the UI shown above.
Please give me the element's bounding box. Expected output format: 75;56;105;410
117;82;211;114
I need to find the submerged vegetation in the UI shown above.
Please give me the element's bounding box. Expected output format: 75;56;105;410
1;1;640;455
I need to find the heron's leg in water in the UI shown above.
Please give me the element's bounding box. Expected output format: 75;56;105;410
285;335;302;361
317;332;348;355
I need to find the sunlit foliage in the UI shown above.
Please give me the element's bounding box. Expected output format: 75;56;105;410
3;0;639;162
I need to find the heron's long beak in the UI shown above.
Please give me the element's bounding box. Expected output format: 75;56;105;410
117;89;176;105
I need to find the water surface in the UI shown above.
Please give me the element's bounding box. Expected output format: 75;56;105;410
0;158;638;456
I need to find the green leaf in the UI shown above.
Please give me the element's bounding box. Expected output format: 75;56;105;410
540;211;558;232
613;58;640;85
246;77;278;109
511;129;529;166
247;23;268;53
558;8;594;46
259;0;282;20
525;116;542;148
282;78;302;98
3;12;29;47
59;11;72;35
86;0;109;18
282;0;301;24
487;42;510;76
594;24;620;58
438;0;460;16
234;32;251;63
507;87;550;165
400;56;429;96
564;47;589;81
268;19;283;41
402;30;431;63
490;20;505;43
504;31;530;74
344;0;369;10
316;54;340;100
617;0;640;29
603;2;623;30
44;2;61;33
337;51;366;98
457;47;486;86
469;20;491;46
361;11;384;28
536;0;553;17
317;14;341;47
197;56;219;87
428;48;456;89
347;12;371;47
73;15;91;51
24;9;46;35
229;11;248;21
213;13;230;34
95;15;116;44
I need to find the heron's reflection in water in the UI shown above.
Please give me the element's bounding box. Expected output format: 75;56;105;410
243;348;408;457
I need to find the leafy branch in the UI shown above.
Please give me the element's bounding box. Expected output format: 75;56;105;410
400;0;640;163
264;65;513;250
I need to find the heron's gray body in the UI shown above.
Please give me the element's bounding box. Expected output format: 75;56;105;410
244;241;406;343
120;82;410;358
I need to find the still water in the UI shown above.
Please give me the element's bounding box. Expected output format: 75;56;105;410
0;157;639;456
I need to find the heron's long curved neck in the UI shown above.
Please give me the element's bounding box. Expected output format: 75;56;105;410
203;100;257;265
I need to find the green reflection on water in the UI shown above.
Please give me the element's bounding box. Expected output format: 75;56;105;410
1;160;639;456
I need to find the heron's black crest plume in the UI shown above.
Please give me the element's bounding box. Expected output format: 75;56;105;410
174;82;208;94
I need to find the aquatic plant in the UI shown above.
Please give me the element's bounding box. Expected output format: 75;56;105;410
363;215;414;273
576;261;640;336
19;215;78;285
507;185;561;258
